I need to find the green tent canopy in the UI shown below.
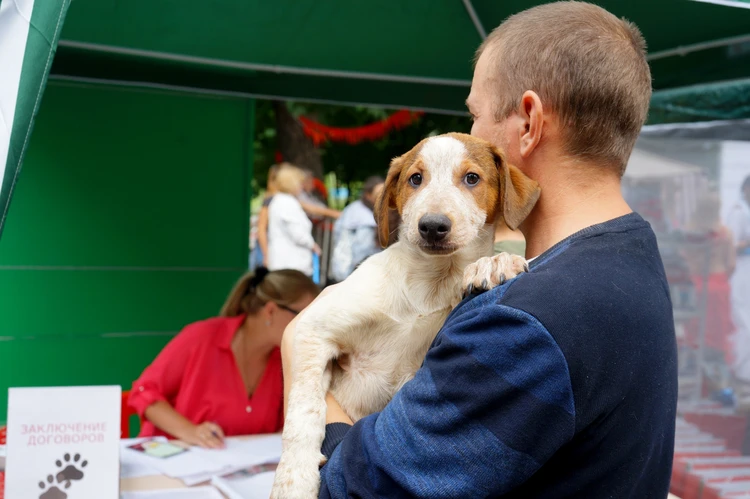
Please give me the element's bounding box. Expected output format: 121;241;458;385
5;0;750;238
50;0;750;118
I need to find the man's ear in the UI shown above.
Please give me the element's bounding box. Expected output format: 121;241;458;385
375;155;406;248
492;147;541;230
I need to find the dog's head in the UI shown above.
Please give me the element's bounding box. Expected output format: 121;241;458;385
374;133;540;255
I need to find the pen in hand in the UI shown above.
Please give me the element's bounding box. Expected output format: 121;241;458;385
210;421;225;448
196;421;225;449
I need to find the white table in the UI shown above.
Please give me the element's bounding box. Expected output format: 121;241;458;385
120;434;278;493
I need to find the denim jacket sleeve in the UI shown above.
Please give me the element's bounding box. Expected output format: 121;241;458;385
319;293;576;498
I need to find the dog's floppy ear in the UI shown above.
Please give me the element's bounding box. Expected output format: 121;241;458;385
492;147;541;230
375;155;406;248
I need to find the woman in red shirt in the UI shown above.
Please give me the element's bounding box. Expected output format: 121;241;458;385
128;267;318;448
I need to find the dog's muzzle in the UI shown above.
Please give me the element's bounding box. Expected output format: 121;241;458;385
418;214;452;244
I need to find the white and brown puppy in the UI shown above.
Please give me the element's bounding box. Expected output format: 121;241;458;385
271;133;540;499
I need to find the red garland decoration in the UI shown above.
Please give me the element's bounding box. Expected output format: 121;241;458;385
299;110;424;146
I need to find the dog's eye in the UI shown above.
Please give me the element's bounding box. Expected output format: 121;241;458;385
465;173;480;186
409;173;423;187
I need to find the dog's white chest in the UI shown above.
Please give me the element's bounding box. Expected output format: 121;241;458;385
329;307;450;422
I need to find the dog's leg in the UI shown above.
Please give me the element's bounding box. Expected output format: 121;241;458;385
271;324;338;499
462;252;529;295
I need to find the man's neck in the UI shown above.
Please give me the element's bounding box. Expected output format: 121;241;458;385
494;222;524;242
520;173;631;259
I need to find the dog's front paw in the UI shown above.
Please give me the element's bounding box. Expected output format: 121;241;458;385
462;252;528;296
270;450;326;499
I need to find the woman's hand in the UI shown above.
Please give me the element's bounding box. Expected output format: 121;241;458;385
313;243;322;256
143;400;226;449
181;421;225;449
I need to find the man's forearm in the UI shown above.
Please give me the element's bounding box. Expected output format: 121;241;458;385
326;393;353;425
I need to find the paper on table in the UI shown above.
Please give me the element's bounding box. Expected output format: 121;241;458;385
120;438;164;446
121;440;225;479
120;437;166;479
180;465;243;487
242;434;282;463
212;471;276;499
180;436;281;487
191;435;282;468
119;486;224;499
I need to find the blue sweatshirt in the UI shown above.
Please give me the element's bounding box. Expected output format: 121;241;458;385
318;213;677;498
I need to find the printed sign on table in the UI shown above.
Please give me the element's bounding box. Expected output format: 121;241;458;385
4;386;121;499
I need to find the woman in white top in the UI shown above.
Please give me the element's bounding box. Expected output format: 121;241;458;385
729;176;750;392
267;165;321;277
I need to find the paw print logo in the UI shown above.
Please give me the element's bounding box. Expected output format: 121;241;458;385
55;453;87;486
38;474;69;499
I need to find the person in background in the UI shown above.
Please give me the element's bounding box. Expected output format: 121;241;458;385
299;171;341;256
681;194;735;363
255;165;280;268
300;169;342;222
256;164;340;268
728;176;750;404
493;216;526;256
128;268;318;448
329;176;385;282
297;171;341;282
300;171;329;209
682;193;736;340
267;164;321;277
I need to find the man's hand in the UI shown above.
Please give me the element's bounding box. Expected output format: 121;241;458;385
281;284;349;421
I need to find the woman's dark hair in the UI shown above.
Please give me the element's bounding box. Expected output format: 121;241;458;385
220;267;319;317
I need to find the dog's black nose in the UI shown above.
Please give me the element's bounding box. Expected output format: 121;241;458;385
418;214;452;243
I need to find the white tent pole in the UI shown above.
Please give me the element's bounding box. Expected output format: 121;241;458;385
57;40;471;87
648;32;750;61
461;0;487;40
48;75;470;117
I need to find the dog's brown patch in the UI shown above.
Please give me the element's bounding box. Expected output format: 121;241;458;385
374;138;428;248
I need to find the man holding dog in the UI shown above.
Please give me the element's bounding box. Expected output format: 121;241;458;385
283;2;677;497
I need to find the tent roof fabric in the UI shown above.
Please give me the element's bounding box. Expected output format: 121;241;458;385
650;78;750;124
50;1;750;120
